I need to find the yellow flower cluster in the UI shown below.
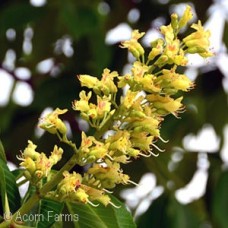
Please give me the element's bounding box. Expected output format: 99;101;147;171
18;141;63;182
18;6;212;207
49;171;113;207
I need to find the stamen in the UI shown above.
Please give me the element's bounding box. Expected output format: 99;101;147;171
16;151;25;161
159;136;169;143
149;150;159;157
106;154;114;161
88;200;99;207
94;180;100;186
16;155;24;161
152;144;165;152
127;180;139;186
82;158;88;164
103;188;113;194
139;152;151;157
109;201;121;208
172;113;181;119
178;108;186;113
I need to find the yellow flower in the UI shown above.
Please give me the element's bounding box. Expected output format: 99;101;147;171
93;194;111;207
88;145;108;161
131;132;154;151
100;68;118;95
19;141;64;180
35;153;52;177
154;55;169;68
173;48;188;66
118;62;159;93
72;188;89;203
171;13;179;31
56;171;91;204
96;95;111;119
131;61;148;82
87;160;130;189
39;108;68;135
80;131;94;151
78;74;99;89
79;132;109;163
140;74;161;93
107;130;131;154
147;94;184;117
183;20;213;57
49;145;63;165
148;38;164;61
160;28;187;66
120;30;145;59
156;66;194;93
118;74;132;88
160;24;174;43
22;140;40;160
121;90;138;109
72;91;92;112
20;157;36;174
128;116;160;137
178;5;193;29
165;39;180;59
58;171;82;194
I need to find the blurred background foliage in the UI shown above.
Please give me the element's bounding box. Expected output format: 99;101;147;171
0;0;228;227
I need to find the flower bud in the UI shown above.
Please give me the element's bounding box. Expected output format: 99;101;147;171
183;21;213;57
23;140;40;160
160;24;174;43
95;194;111;206
171;13;179;31
148;39;164;61
35;153;52;177
39;108;68;135
73;188;89;203
154;55;169;68
96;96;111;119
72;91;91;112
127;148;140;158
147;94;184;116
121;90;138;109
179;5;193;29
120;30;145;59
131;132;154;151
101;69;118;91
78;75;99;89
156;67;194;93
20;157;36;174
49;145;63;165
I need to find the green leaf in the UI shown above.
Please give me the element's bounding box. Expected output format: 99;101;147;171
51;220;63;228
0;140;6;163
66;195;136;228
22;185;37;205
137;194;201;228
36;199;64;228
212;170;228;228
0;159;21;213
137;193;171;228
11;169;24;181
